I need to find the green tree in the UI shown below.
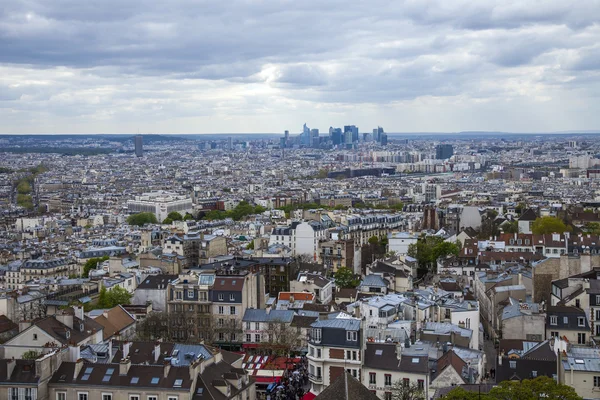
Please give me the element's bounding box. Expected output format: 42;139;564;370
487;376;581;400
584;222;600;235
442;376;582;400
183;213;194;220
167;211;183;221
531;216;568;235
334;267;360;289
391;381;425;400
17;181;32;194
408;236;460;276
246;241;255;250
127;212;158;226
82;255;109;278
502;220;519;233
97;286;108;308
22;350;40;360
254;205;267;214
162;217;173;224
97;286;132;309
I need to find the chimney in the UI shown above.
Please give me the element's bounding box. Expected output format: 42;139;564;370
119;357;131;376
73;306;85;321
69;344;81;362
154;340;161;363
396;343;403;361
18;321;31;332
56;312;74;329
163;361;171;378
498;350;504;366
73;359;84;380
122;341;131;359
6;359;16;380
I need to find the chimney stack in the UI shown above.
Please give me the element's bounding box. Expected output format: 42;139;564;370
119;357;131;376
73;305;85;321
69;344;81;362
164;361;171;378
73;359;84;380
122;341;131;359
6;359;16;380
154;340;161;363
396;343;403;361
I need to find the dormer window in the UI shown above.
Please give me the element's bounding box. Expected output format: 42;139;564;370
312;328;322;343
66;331;71;339
346;331;358;341
550;316;557;325
80;323;84;332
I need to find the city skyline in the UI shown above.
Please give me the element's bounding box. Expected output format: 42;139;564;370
1;0;600;134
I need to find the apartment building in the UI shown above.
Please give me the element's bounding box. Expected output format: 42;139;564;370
307;318;362;395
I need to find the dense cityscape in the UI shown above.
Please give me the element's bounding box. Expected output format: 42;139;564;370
0;129;599;400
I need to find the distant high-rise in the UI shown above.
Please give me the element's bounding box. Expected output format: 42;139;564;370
310;129;319;147
380;133;388;146
344;125;359;143
301;123;311;146
436;144;454;160
330;127;343;145
228;137;233;150
374;126;384;143
134;135;143;157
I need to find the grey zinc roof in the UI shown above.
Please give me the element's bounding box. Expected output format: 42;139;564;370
241;309;295;323
358;275;387;288
311;318;361;330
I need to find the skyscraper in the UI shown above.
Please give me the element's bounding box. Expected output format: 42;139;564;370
436;144;454;159
301;123;311;146
134;135;143;157
344;125;359;143
330;127;342;145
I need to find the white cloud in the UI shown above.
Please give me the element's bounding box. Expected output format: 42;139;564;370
0;0;599;133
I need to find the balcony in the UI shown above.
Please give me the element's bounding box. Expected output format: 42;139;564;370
309;374;323;384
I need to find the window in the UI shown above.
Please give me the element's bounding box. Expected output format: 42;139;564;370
199;291;208;301
218;293;224;301
317;366;322;378
576;299;581;308
102;395;112;400
564;316;569;324
550;316;557;325
352;351;357;360
346;331;358;341
369;373;376;385
78;394;88;400
168;397;178;400
384;393;392;400
176;291;182;300
578;317;585;327
57;394;67;400
255;322;260;330
532;371;537;378
509;360;516;369
317;349;321;358
594;376;600;387
255;334;261;342
187;290;194;298
218;306;224;314
596;295;600;304
218;318;224;327
230;294;235;301
578;333;586;344
403;378;409;387
385;374;392;386
246;334;251;342
230;306;236;315
33;333;38;340
551;331;559;338
312;328;322;343
246;322;250;329
418;380;424;390
147;397;158;400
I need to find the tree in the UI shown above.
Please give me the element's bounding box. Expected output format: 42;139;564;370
246;241;255;250
390;381;425;400
183;213;194;220
167;211;183;221
487;376;581;400
17;181;31;194
584;222;600;235
502;220;519;233
531;216;568;235
22;350;41;360
162;217;173;224
127;212;158;226
408;236;460;276
334;267;360;289
254;205;267;214
441;376;582;400
262;320;304;356
82;255;109;278
96;286;132;309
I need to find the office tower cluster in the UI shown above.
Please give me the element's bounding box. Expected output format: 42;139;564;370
282;124;388;149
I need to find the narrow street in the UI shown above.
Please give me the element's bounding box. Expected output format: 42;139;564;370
482;334;497;383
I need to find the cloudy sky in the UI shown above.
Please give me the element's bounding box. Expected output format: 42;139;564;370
1;0;599;134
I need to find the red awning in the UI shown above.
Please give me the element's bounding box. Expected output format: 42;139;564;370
254;376;279;384
302;392;317;400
